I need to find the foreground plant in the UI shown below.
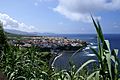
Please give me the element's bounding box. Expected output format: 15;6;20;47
0;22;54;80
88;17;120;80
0;21;9;53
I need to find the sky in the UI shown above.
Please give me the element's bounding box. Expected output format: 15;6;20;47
0;0;120;34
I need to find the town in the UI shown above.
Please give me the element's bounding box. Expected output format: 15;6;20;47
9;36;87;51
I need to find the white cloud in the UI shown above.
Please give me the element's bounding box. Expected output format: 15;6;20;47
0;13;36;32
54;0;120;22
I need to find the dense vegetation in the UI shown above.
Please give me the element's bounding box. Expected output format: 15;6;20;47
0;18;120;80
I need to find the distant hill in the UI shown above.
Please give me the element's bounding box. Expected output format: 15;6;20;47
4;29;36;36
4;29;56;36
5;32;18;37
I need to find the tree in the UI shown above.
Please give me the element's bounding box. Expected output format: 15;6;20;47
0;21;9;54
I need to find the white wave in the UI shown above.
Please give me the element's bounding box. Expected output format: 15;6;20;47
83;45;97;51
91;46;97;49
85;47;90;50
85;54;96;56
90;43;94;45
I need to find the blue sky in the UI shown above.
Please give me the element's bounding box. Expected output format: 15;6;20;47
0;0;120;34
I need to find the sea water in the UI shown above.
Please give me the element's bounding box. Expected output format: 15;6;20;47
51;34;120;70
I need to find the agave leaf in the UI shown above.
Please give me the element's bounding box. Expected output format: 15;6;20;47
75;60;96;75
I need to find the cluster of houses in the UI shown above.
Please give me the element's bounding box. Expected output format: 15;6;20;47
9;36;87;51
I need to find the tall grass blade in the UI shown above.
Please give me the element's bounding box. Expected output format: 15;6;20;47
111;49;119;64
104;40;112;80
15;76;26;80
91;16;104;41
95;71;99;80
8;72;15;80
75;60;96;75
91;16;99;36
111;49;119;80
90;47;102;62
87;71;99;80
96;20;104;43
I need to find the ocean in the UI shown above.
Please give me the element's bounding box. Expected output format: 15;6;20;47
51;34;120;70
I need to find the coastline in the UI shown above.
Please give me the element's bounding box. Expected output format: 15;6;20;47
50;47;85;69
